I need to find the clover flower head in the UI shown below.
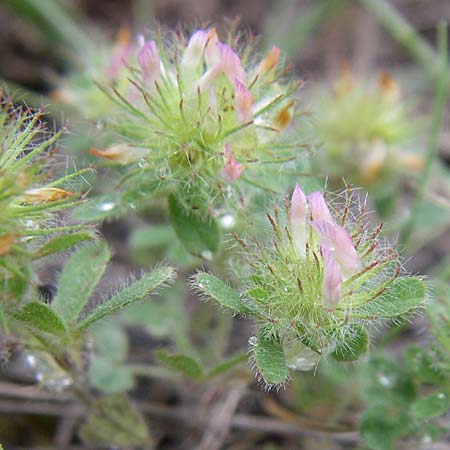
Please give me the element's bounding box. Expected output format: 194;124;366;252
312;69;422;197
223;183;427;385
91;27;300;216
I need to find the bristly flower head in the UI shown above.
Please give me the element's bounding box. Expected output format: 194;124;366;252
0;95;93;299
195;183;427;386
90;27;300;218
311;69;423;210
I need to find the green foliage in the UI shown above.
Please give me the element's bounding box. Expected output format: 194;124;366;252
194;272;251;315
52;242;110;324
76;266;175;331
33;232;94;259
356;277;426;318
79;394;151;447
168;194;221;257
331;324;369;362
412;391;450;419
13;301;67;336
156;350;204;381
253;332;288;386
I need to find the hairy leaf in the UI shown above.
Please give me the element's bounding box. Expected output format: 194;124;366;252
356;277;426;318
254;333;288;386
76;266;175;331
194;272;250;315
412;391;450;419
33;232;94;259
331;324;369;361
13;301;67;336
52;242;110;324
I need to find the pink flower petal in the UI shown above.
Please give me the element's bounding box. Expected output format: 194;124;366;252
233;78;254;124
321;244;342;307
290;183;308;258
138;40;160;85
222;144;244;182
307;191;334;224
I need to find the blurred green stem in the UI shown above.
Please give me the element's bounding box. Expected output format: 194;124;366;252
359;0;449;85
400;22;449;247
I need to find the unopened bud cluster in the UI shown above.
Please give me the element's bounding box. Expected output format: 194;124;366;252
91;28;300;215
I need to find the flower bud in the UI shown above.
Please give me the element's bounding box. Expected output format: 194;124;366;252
233;79;253;124
290;183;308;258
182;30;208;86
106;27;133;81
258;45;280;78
20;188;73;204
89;144;146;165
204;28;220;67
138;40;161;86
311;220;360;278
307;191;334;224
222;144;244;182
321;244;342;307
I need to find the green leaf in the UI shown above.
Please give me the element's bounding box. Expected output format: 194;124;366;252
254;332;288;386
13;301;67;336
52;242;110;324
89;356;134;394
412;391;450;419
79;394;150;446
129;224;174;250
76;266;175;331
331;324;369;361
207;352;247;378
194;272;251;315
33;232;94;259
168;194;220;257
404;346;444;384
360;405;408;450
91;321;129;364
156;350;204;381
356;277;426;318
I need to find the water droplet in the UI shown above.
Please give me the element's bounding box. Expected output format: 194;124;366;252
201;250;213;261
25;354;36;369
248;336;258;346
377;372;395;388
220;214;235;229
98;201;116;212
284;340;320;371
